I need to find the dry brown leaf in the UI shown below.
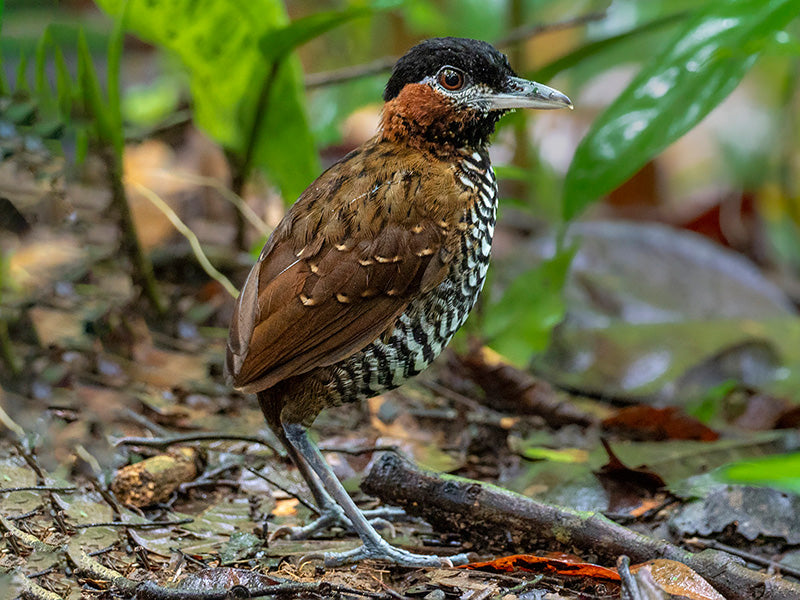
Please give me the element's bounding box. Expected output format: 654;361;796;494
630;559;725;600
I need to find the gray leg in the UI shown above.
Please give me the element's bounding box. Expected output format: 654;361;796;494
271;435;350;540
283;422;469;567
272;425;407;540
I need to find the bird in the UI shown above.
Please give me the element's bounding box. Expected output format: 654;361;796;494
226;37;572;567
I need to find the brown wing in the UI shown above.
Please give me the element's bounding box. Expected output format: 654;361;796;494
226;146;461;393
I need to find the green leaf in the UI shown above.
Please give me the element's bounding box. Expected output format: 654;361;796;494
14;52;28;93
34;27;52;99
563;0;800;220
484;244;576;366
93;0;320;202
77;30;117;150
54;46;72;120
243;4;376;200
75;127;89;164
106;0;129;155
721;452;800;494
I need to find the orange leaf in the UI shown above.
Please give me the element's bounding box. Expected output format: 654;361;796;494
460;554;621;582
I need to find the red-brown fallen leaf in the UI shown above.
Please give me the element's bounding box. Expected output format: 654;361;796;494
597;438;666;493
602;406;719;441
460;554;621;582
630;559;725;600
596;439;667;513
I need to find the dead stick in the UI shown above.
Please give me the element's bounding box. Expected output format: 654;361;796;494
362;454;800;600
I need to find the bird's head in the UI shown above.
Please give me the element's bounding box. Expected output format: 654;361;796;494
381;37;571;153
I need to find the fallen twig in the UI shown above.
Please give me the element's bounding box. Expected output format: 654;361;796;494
115;433;280;456
0;514;60;552
74;518;193;529
0;486;75;494
362;454;800;600
69;544;393;600
245;466;318;514
16;573;64;600
134;581;391;600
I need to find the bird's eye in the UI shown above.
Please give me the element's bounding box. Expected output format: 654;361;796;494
438;67;464;91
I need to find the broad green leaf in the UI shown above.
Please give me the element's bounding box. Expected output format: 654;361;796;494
721;452;800;494
563;0;800;220
94;0;319;202
485;244;576;365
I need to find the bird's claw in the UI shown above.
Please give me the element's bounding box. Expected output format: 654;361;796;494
318;540;471;568
270;506;408;540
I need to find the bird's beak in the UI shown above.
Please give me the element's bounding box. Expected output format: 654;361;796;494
485;76;573;111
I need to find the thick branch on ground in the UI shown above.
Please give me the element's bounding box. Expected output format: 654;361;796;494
362;454;800;600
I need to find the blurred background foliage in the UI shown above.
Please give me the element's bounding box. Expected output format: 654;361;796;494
2;0;800;462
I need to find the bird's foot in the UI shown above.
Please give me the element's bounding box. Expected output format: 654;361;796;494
270;506;408;541
303;539;471;568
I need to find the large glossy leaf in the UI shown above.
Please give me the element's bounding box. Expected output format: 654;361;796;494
563;0;800;220
94;0;319;202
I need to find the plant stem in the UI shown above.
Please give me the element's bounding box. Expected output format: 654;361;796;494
229;60;283;251
0;318;19;377
229;159;248;251
105;148;166;316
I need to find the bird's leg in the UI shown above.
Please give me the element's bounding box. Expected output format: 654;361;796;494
283;422;469;567
270;423;407;540
268;422;348;540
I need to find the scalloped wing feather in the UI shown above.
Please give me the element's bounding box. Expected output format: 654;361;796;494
226;141;461;393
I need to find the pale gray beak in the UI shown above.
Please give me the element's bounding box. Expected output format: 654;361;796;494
486;76;573;110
